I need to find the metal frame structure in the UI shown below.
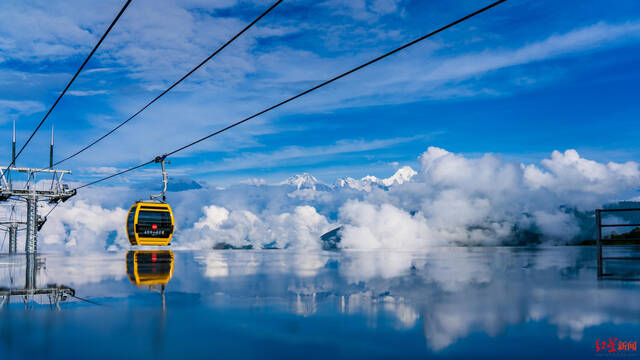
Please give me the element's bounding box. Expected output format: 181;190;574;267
595;208;640;278
0;167;75;253
0;202;23;253
0;254;75;310
0;124;75;254
0;220;25;254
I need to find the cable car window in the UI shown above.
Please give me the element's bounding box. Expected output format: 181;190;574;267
127;209;136;240
137;210;172;225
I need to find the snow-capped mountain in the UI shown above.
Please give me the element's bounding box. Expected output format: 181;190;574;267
274;166;417;193
334;166;417;191
381;166;417;186
280;173;332;191
334;176;381;192
334;177;362;189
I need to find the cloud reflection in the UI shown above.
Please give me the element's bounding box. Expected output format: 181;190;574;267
1;247;639;353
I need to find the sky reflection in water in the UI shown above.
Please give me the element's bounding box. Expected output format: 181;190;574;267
1;247;639;359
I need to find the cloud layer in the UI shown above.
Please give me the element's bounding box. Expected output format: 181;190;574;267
19;147;639;252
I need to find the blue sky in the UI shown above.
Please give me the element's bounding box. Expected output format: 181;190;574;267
0;0;639;186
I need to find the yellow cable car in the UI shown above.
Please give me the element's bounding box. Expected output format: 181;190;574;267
126;250;174;286
126;155;174;246
126;201;174;246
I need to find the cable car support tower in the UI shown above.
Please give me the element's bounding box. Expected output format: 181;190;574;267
0;122;75;253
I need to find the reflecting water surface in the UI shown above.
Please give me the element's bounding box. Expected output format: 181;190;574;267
1;247;639;359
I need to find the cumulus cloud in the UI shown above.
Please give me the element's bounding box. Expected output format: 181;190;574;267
19;147;640;253
38;200;129;252
532;210;580;242
339;201;437;249
523;149;640;198
335;147;638;248
182;204;333;250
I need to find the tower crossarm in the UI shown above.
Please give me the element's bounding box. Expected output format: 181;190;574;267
0;167;71;174
0;166;75;203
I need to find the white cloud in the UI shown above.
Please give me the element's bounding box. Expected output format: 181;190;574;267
339;201;437;249
39;200;129;252
67;90;110;96
83;166;121;175
0;1;115;62
423;21;640;84
532;210;580;242
3;0;639;173
301;21;640;110
23;149;640;252
0;99;45;122
182;204;333;250
334;147;638;249
198;135;424;173
321;0;404;21
524;149;640;197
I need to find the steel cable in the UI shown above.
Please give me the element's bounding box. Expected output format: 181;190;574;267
54;0;284;166
2;0;132;175
70;0;508;191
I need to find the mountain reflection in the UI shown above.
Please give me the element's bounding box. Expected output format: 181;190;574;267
1;247;639;355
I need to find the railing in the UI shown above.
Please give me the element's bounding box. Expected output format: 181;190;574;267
596;208;640;278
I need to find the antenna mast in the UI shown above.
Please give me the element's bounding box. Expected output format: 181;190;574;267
50;125;54;168
12;119;15;166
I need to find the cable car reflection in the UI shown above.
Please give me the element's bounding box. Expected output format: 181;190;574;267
126;250;174;310
126;250;174;286
126;250;174;350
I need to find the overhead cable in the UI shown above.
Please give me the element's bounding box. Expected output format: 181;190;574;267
5;0;132;174
54;0;284;166
71;0;508;191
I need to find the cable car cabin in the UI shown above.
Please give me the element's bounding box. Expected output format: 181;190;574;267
126;201;174;246
126;250;174;286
